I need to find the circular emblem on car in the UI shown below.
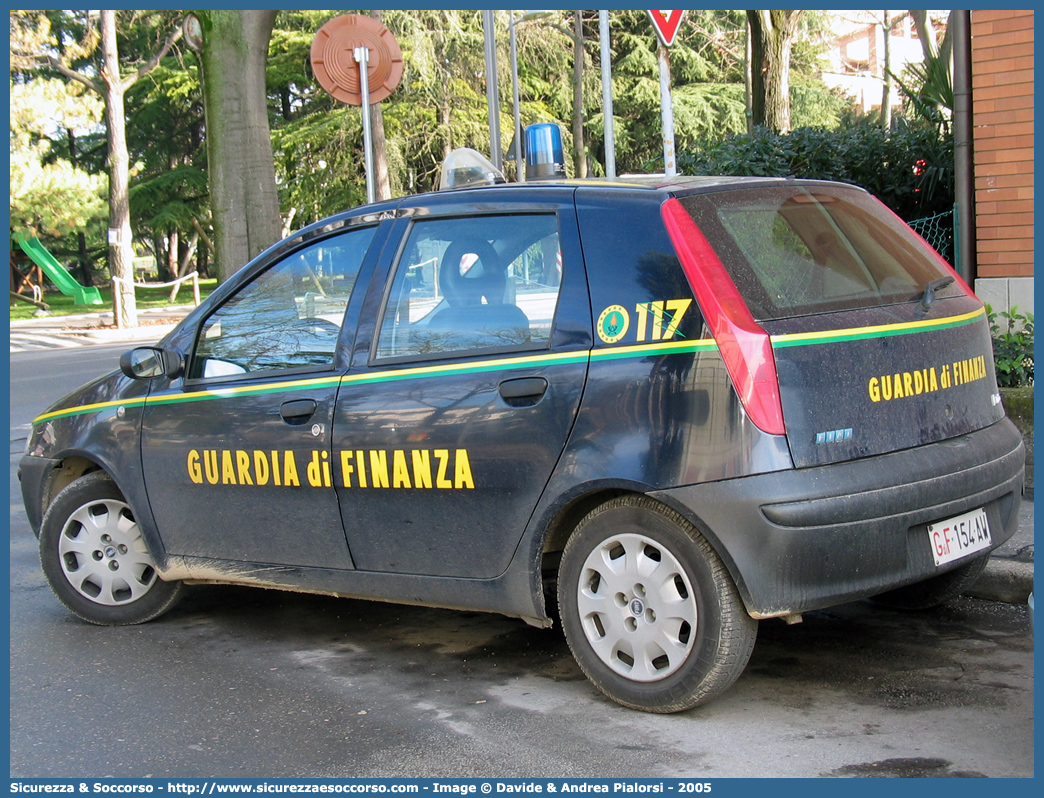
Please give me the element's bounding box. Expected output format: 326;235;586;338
630;598;645;616
597;305;630;344
104;546;118;559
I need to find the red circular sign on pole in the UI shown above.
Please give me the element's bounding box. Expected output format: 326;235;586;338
310;14;403;106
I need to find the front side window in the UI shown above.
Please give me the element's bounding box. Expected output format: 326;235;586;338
375;214;561;361
192;227;376;378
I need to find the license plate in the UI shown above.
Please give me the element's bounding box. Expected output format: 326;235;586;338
927;508;992;567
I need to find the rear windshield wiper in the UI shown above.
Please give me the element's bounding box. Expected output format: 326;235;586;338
919;275;955;311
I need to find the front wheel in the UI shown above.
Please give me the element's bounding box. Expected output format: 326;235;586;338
39;471;183;625
558;496;757;713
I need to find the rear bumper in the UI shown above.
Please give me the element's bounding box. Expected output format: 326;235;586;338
653;419;1026;618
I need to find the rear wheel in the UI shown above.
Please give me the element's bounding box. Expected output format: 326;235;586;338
558;496;757;713
871;553;990;611
39;472;182;625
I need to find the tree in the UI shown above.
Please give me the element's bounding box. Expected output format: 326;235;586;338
911;10;952;63
12;10;182;326
125;44;208;283
197;10;283;283
9;77;106;238
269;9;494;219
746;10;802;133
496;10;590;178
267;10;398;225
265;10;837;215
593;10;750;173
383;10;492;190
896;11;955;131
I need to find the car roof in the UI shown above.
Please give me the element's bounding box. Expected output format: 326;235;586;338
288;173;847;249
445;173;795;194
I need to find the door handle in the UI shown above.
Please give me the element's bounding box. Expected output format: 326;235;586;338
280;399;317;424
499;377;548;406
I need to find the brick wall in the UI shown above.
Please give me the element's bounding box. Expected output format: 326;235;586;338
971;10;1034;282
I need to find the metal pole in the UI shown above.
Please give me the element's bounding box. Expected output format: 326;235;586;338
483;9;502;171
657;44;676;177
599;10;616;179
354;46;375;205
510;11;523;180
952;9;975;284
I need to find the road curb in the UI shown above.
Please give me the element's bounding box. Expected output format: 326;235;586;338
77;323;179;342
967;559;1034;605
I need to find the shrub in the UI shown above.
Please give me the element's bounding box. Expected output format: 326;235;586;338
987;305;1034;388
676;119;954;221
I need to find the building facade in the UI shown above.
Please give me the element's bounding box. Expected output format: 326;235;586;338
971;9;1034;317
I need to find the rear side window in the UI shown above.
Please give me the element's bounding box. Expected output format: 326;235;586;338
679;185;957;320
375;214;561;361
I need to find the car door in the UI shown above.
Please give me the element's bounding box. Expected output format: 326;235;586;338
140;223;385;569
332;191;591;578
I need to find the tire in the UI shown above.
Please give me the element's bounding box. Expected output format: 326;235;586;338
871;553;990;611
39;471;183;625
558;496;757;713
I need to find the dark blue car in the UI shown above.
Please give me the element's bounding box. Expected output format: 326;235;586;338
20;172;1025;712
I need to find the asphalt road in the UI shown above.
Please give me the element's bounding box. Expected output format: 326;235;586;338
9;346;1035;779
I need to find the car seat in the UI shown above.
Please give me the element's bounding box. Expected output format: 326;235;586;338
428;237;531;349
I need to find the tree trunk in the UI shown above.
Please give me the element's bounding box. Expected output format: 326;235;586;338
169;230;200;303
440;74;453;162
572;11;587;178
77;232;92;288
746;10;801;134
100;10;137;328
911;10;954;93
880;10;892;130
744;23;753;133
200;10;282;283
911;11;939;60
938;10;955;71
67;129;94;288
165;228;178;282
369;10;392;201
369;101;392;201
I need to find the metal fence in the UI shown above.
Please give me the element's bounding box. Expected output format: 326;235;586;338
908;207;957;271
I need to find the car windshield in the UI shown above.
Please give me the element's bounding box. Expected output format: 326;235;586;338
678;185;956;321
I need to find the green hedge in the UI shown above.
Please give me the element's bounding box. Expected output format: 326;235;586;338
677;121;954;222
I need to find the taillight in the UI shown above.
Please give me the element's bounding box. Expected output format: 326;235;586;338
661;197;786;436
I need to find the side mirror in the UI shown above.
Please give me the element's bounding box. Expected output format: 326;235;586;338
120;347;184;380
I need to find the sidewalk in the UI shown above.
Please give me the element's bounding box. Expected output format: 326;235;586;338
967;492;1034;606
8;307;1035;608
9;306;192;352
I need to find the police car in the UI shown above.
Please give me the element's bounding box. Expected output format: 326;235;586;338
20;139;1025;713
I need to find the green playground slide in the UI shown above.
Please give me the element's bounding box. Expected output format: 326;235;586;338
14;233;103;305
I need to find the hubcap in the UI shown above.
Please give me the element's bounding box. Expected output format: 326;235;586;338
58;498;158;606
576;532;697;682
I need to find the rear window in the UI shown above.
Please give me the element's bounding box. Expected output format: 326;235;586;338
678;185;958;321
